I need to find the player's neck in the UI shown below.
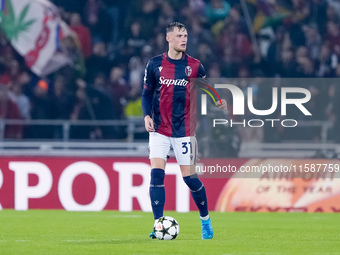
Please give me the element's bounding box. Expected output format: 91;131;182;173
167;49;183;60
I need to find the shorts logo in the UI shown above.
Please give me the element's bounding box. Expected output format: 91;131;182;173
185;66;192;76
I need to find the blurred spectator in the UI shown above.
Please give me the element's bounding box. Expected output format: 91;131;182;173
308;0;328;34
296;57;315;77
197;42;216;70
152;33;167;55
123;21;147;60
307;84;328;121
50;75;75;138
60;36;86;82
283;0;309;48
277;48;297;77
207;62;221;78
335;63;340;77
93;72;108;93
8;83;30;120
228;6;247;34
295;46;309;62
213;5;247;36
141;45;153;66
84;0;112;43
189;0;206;15
326;3;340;24
86;42;112;82
205;0;231;25
128;56;143;98
158;1;176;28
217;23;253;63
187;19;213;57
52;75;75;120
26;80;54;139
326;21;340;56
303;24;322;61
266;26;287;76
125;0;160;39
315;44;336;77
51;0;84;13
0;60;22;86
325;83;340;142
0;86;23;139
220;46;239;78
70;13;92;58
107;66;130;119
103;0;124;45
288;0;310;25
70;78;117;139
0;46;16;85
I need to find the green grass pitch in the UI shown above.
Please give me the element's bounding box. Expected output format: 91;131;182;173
0;210;339;255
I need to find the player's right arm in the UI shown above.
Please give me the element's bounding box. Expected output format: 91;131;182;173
141;59;156;132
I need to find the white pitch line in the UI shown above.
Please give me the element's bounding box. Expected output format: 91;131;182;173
66;239;95;242
64;239;120;242
221;253;283;255
107;215;143;218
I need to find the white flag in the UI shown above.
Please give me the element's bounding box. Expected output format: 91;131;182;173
0;0;75;76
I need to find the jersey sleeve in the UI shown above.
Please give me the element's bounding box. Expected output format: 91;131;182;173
141;60;156;117
196;62;209;88
197;62;207;79
143;60;156;90
196;62;218;105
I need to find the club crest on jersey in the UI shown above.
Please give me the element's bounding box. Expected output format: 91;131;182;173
185;66;192;76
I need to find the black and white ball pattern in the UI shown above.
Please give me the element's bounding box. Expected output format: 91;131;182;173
154;216;179;240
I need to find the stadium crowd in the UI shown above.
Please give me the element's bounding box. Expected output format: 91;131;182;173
1;0;340;143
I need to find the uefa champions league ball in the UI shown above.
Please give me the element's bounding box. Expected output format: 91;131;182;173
154;216;179;240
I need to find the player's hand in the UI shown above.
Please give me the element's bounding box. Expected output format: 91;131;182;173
217;99;227;111
144;115;155;132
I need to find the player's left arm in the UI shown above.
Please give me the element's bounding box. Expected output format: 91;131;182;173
197;62;227;111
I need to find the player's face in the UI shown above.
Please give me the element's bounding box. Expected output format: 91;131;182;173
167;27;188;52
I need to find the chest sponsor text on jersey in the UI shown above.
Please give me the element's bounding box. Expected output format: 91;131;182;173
159;76;188;87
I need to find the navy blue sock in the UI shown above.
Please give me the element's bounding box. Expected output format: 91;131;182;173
183;174;209;217
150;168;165;220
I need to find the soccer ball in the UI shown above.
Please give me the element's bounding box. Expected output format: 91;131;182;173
154;216;179;240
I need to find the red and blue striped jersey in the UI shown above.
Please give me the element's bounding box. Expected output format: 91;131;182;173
142;52;206;137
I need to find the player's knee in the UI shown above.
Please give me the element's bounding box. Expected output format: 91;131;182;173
183;174;203;192
150;168;165;186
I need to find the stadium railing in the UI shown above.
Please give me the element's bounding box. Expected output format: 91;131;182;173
0;118;337;157
0;117;147;142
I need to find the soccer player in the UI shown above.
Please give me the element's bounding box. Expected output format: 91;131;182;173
141;22;226;240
